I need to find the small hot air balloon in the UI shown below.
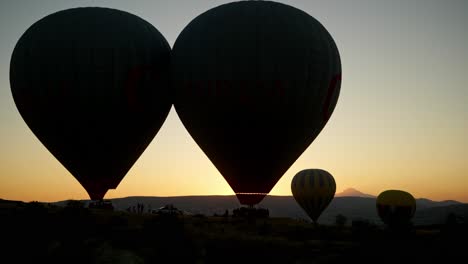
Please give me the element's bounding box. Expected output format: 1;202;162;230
291;169;336;224
376;190;416;227
10;7;172;200
173;1;341;205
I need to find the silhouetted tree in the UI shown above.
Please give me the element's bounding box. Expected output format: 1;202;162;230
446;212;458;226
335;214;347;228
443;212;459;235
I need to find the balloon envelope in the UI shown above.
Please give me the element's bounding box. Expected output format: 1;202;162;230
10;7;172;200
172;1;341;205
376;190;416;226
291;169;336;223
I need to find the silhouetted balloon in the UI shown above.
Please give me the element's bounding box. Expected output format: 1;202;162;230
10;7;171;200
376;190;416;227
173;1;341;205
291;169;336;223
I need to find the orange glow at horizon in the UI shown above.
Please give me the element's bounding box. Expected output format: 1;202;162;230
1;109;467;203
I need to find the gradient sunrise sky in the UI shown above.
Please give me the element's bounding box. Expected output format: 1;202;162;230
0;0;467;203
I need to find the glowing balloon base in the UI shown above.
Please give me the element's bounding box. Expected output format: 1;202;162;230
235;193;269;206
81;181;112;201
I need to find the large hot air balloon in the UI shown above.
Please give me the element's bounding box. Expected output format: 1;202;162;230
10;7;171;200
376;190;416;227
291;169;336;224
172;1;341;205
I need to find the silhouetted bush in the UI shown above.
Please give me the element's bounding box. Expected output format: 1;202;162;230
442;212;462;236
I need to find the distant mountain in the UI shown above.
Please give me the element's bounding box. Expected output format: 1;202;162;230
52;195;468;226
415;198;461;209
335;188;376;198
0;198;24;209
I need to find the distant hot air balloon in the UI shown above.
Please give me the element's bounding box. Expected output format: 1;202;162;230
172;1;341;205
291;169;336;224
376;190;416;227
10;7;172;200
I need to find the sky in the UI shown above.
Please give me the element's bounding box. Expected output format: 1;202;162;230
0;0;467;203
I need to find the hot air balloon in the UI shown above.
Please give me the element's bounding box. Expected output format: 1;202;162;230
291;169;336;224
376;190;416;227
10;7;172;200
172;1;341;205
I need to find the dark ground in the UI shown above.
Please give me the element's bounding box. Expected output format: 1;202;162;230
1;200;466;264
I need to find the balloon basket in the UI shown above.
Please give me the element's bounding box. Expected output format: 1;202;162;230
88;200;114;211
